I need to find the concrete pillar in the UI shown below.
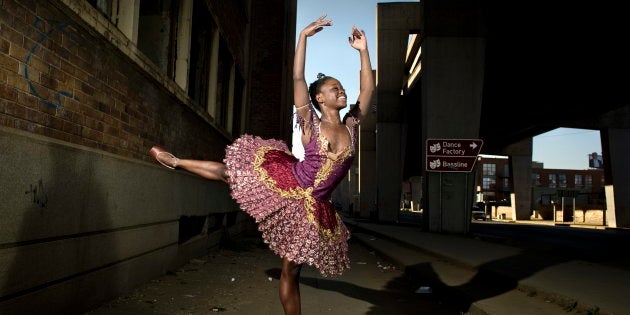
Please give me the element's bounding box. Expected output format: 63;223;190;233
375;3;421;223
421;36;485;233
506;138;533;220
410;176;423;211
376;123;404;222
426;171;477;233
359;103;377;219
604;185;616;227
601;128;630;228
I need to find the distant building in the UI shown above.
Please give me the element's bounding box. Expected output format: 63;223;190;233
474;156;605;209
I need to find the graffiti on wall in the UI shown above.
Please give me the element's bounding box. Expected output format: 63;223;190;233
25;17;79;109
25;179;48;208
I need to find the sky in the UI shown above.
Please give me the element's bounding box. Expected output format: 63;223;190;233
293;0;602;170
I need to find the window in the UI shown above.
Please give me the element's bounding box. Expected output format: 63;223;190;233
502;178;510;191
215;39;233;127
558;174;567;188
574;174;583;188
87;0;112;18
548;174;557;188
585;175;593;188
231;72;244;135
188;3;216;106
186;4;241;132
483;164;496;176
532;173;541;186
482;177;496;190
137;0;179;77
84;0;242;134
482;164;496;190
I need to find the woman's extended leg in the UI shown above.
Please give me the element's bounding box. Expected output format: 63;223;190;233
150;146;228;182
176;159;228;182
279;257;303;315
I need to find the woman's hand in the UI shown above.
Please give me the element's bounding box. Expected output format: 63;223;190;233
301;14;332;37
348;26;367;51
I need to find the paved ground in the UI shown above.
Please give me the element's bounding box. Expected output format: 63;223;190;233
85;218;627;315
85;235;464;315
348;219;630;315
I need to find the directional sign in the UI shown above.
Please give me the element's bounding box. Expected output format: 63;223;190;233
426;139;483;157
426;156;479;172
426;139;483;172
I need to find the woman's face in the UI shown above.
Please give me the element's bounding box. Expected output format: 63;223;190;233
318;78;347;109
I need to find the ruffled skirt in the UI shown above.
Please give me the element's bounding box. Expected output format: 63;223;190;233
223;134;350;277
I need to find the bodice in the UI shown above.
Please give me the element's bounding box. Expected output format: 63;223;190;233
292;106;359;200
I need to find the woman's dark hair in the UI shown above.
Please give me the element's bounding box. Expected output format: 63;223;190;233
308;73;335;111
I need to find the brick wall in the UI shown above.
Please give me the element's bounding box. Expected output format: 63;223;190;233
0;0;233;163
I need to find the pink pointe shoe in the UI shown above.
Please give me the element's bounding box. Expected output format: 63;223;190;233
149;146;179;169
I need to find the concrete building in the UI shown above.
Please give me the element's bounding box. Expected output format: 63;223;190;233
0;0;296;313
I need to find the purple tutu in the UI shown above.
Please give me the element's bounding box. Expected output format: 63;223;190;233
223;134;350;277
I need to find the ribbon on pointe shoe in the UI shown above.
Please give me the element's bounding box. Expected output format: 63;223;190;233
149;146;179;169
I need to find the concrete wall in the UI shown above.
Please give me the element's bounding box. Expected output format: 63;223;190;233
0;127;240;313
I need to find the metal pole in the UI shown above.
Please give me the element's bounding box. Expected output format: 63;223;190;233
439;172;443;232
572;197;576;224
465;173;469;233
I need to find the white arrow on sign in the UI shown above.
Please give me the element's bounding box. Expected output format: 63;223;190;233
470;142;478;150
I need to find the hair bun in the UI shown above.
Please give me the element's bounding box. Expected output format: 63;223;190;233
317;73;326;80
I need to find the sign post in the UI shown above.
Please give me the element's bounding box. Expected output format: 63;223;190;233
426;139;483;172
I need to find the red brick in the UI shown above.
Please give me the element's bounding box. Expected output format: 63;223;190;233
47;115;64;130
0;83;18;102
42;45;61;67
0;0;290;165
102;114;118;127
0;38;10;54
85;117;104;132
0;114;14;127
82;105;104;121
60;59;75;75
25;53;49;75
103;123;119;138
62;120;81;136
16;90;39;109
57;107;82;125
3;0;31;22
0;24;24;48
103;133;120;147
82;126;103;142
40;72;55;89
25;107;45;124
0;52;19;73
26;121;42;134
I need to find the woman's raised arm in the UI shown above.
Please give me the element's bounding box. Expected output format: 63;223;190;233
293;14;332;116
348;26;374;122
